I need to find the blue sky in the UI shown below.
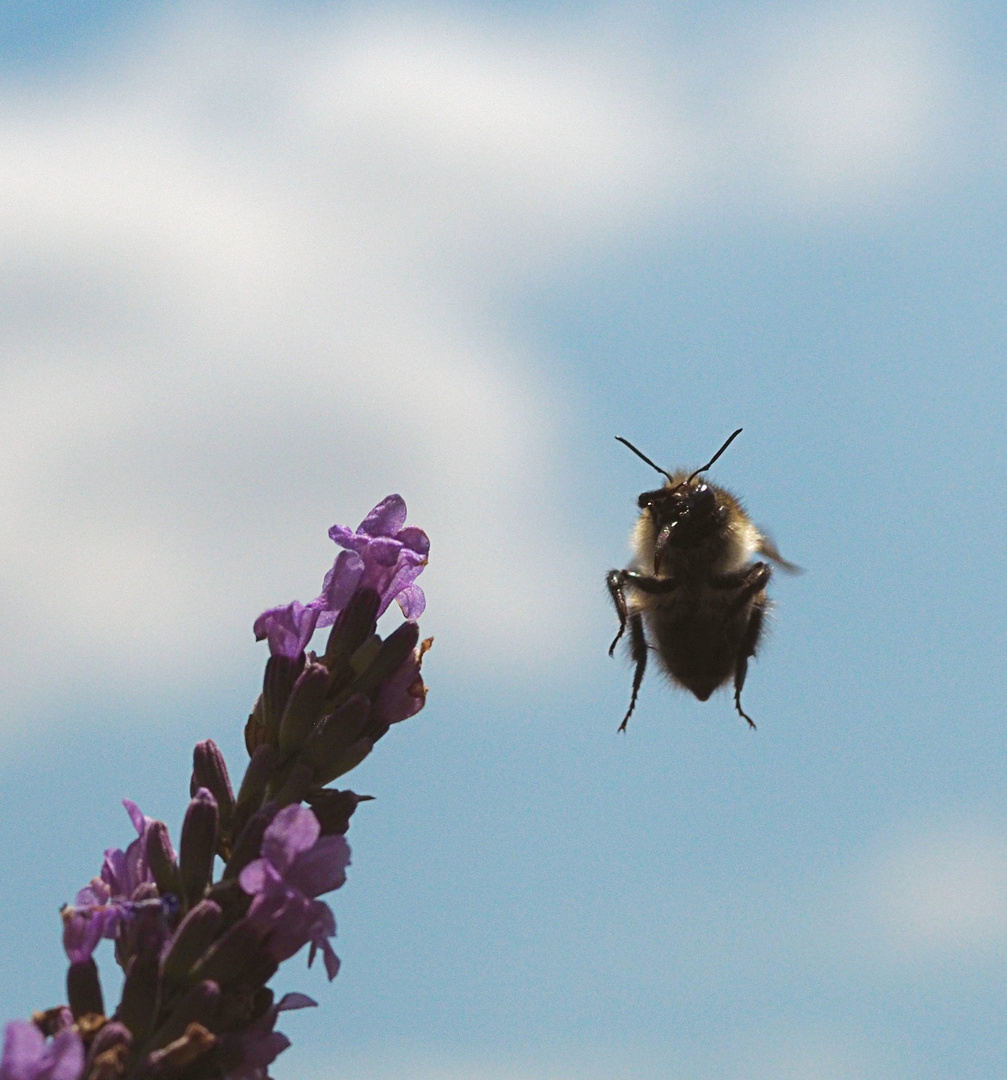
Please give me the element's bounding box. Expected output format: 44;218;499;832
1;1;1006;1077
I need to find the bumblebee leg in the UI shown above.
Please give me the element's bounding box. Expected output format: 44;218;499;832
607;569;678;655
606;570;630;655
729;563;771;616
733;603;766;730
619;612;648;733
708;561;771;596
620;570;679;595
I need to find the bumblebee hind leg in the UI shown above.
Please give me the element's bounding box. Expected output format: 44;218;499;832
619;612;649;733
733;603;766;730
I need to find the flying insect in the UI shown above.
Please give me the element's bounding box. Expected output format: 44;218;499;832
607;428;798;732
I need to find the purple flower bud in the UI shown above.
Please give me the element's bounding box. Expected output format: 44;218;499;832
179;789;219;910
191;740;235;843
148;982;219;1053
114;884;174;974
117;950;159;1042
145;821;181;901
277;663;330;754
83;1022;131;1078
374;638;431;725
300;695;371;779
65;959;103;1021
314;737;373;787
346;621;420;705
86;1023;131;1060
0;1021;84;1080
270;762;314;810
321;587;380;669
304;789;370;836
190;921;277;989
231;745;278;846
160;901;223;986
256;653;306;746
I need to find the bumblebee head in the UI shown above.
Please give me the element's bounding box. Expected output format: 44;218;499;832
616;428;743;570
639;479;724;563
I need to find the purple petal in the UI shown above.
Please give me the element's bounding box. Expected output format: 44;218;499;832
274;993;317;1012
121;837;148;897
313;551;364;630
0;1021;45;1080
260;805;320;872
225;1031;290;1079
100;848;128;895
326;523;366;555
286;835;350;898
47;1031;85;1080
396;526;430;558
62;909;108;964
253;601;321;660
357;495;407;538
373;560;426;618
0;1022;85;1080
321;939;341;980
238;857;283;896
74;879;110;908
362;536;403;568
395;584;426;620
123;800;146;836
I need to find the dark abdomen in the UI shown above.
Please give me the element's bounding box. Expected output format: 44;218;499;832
646;596;753;701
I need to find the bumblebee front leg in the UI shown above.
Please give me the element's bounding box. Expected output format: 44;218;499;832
606;570;631;655
606;569;675;732
606;569;677;655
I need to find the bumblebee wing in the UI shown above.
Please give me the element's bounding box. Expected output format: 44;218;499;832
757;532;803;574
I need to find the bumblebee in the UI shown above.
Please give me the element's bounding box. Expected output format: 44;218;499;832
607;429;798;732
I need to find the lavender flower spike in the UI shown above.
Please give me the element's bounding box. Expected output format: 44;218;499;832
240;805;350;980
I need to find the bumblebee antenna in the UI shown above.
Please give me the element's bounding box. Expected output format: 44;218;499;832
686;428;743;484
614;437;675;484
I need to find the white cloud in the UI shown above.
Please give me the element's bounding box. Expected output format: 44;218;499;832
0;2;964;723
716;7;956;206
803;820;1007;967
866;824;1007;956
